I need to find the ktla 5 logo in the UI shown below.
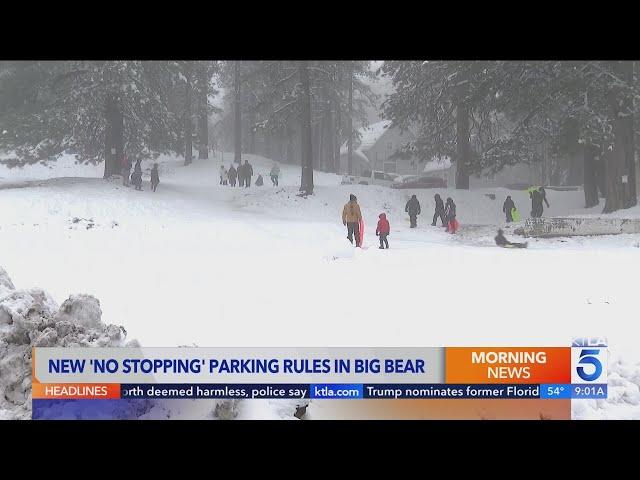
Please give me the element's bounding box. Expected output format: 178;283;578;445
571;347;608;384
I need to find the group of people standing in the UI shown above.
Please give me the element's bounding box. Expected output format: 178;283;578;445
219;160;281;188
341;193;460;250
220;160;254;188
121;157;160;192
405;193;458;233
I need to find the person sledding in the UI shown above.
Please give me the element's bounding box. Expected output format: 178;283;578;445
375;213;390;249
444;197;458;233
502;195;520;223
494;229;528;249
405;194;421;228
342;194;363;247
431;193;446;227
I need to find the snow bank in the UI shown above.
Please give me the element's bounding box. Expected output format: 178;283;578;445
0;267;136;419
0;267;247;420
0;266;14;297
0;153;103;184
573;358;640;419
516;217;640;238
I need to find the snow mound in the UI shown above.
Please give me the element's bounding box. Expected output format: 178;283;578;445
54;294;103;330
0;266;15;297
573;358;640;419
0;267;136;419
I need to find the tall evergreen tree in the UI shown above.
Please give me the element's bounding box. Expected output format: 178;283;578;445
0;61;179;177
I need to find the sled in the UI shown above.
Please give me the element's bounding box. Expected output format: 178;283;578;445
511;208;521;222
447;218;459;234
500;242;528;249
358;218;365;247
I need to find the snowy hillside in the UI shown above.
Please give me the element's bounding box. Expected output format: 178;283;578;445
1;152;640;419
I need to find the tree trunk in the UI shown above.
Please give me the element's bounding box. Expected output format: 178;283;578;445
198;66;209;160
299;63;314;195
602;119;626;212
184;62;193;166
104;94;124;178
234;61;242;164
325;98;334;173
315;122;323;172
603;61;632;213
596;152;607;198
264;130;271;158
334;95;341;174
455;99;470;189
622;61;636;207
584;144;599;208
286;132;294;165
248;111;256;154
347;66;354;176
565;119;583;185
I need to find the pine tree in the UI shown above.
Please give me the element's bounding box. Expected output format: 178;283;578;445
0;61;180;177
381;61;501;189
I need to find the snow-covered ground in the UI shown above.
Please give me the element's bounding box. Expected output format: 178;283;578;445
1;152;639;419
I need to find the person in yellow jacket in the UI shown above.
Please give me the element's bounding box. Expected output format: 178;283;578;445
342;194;363;246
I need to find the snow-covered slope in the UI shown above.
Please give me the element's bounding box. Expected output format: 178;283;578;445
1;152;639;419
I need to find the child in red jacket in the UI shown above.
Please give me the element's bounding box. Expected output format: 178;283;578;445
376;213;390;249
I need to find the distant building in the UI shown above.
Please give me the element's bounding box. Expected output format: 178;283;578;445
337;121;542;187
339;120;422;176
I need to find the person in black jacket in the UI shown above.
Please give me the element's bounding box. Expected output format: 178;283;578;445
503;195;515;222
530;187;550;218
431;193;446;226
132;158;143;191
150;163;159;192
228;164;237;187
244;160;253;188
405;195;421;228
237;162;245;187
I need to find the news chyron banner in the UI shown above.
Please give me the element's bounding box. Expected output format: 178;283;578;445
32;339;608;420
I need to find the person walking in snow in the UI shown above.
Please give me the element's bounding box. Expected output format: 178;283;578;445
538;187;549;215
219;165;228;186
132;158;143;191
255;174;264;186
405;194;421;228
121;156;132;187
237;162;245;187
270;162;280;186
503;195;515;223
342;194;363;247
228;164;237;187
528;186;549;218
444;197;457;233
376;213;390;249
244;160;254;188
431;193;446;227
150;163;160;192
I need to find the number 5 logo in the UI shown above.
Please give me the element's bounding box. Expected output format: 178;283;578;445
577;349;602;382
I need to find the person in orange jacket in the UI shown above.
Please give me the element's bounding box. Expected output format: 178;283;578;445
342;194;363;247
